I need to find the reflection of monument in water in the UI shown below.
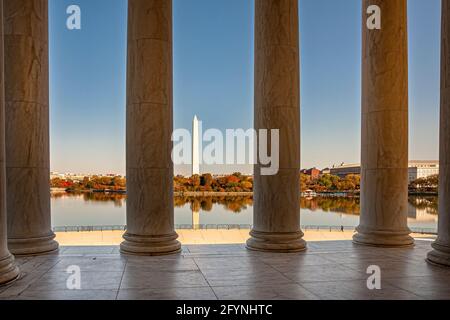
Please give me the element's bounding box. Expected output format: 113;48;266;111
192;207;200;229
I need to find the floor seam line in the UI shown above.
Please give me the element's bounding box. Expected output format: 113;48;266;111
192;258;219;300
115;258;128;300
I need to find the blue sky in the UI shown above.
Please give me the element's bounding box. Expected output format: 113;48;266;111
49;0;441;175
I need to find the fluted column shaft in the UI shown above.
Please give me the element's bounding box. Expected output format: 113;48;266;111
247;0;306;252
121;0;181;255
4;0;58;255
0;0;20;284
354;0;414;247
428;0;450;266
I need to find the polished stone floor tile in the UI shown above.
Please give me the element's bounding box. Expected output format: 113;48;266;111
384;249;431;263
260;254;335;273
321;251;397;264
283;264;368;283
185;244;247;254
125;255;183;263
343;259;450;279
125;257;198;272
13;257;31;266
201;267;291;287
385;274;450;299
117;287;217;300
11;289;118;300
120;270;209;289
301;280;422;300
1;241;450;300
62;246;116;254
212;284;319;300
194;256;265;270
17;256;62;273
0;270;51;298
306;241;359;252
27;271;123;291
51;256;127;272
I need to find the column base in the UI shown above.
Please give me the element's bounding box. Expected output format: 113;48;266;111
8;233;59;256
0;253;20;286
246;230;307;253
120;232;182;256
353;226;414;247
427;242;450;267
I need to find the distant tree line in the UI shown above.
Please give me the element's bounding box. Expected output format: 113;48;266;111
174;173;253;192
301;174;361;193
51;172;438;194
409;174;438;193
51;176;126;192
50;173;253;193
51;173;359;193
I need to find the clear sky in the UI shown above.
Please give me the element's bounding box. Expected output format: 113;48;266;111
49;0;441;176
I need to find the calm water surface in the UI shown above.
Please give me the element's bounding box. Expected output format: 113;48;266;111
50;193;438;232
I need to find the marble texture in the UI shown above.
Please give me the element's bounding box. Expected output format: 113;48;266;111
428;0;450;267
0;0;20;285
121;0;181;256
3;0;58;255
1;240;449;300
354;0;414;247
247;0;306;253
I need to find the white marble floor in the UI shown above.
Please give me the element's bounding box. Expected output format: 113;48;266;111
0;239;449;300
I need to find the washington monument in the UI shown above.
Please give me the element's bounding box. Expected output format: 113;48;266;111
192;115;200;176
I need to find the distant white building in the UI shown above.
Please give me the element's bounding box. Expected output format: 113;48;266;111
50;172;64;180
408;160;439;183
329;161;439;183
329;163;360;178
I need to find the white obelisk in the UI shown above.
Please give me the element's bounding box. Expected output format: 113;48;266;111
192;116;200;176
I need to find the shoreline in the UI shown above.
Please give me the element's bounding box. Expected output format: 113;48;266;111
51;188;438;197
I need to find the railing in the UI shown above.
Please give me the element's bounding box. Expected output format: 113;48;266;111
410;227;438;235
302;225;355;231
52;224;253;232
53;225;127;232
52;224;438;235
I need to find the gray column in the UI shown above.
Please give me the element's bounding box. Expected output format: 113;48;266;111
353;0;414;247
247;0;306;252
121;0;181;255
428;0;450;266
0;0;20;284
4;0;58;255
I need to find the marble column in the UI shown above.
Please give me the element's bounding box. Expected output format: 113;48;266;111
0;0;20;285
428;0;450;266
353;0;414;247
246;0;306;252
121;0;181;255
4;0;58;255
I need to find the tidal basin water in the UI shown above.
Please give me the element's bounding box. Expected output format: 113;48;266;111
50;193;438;233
